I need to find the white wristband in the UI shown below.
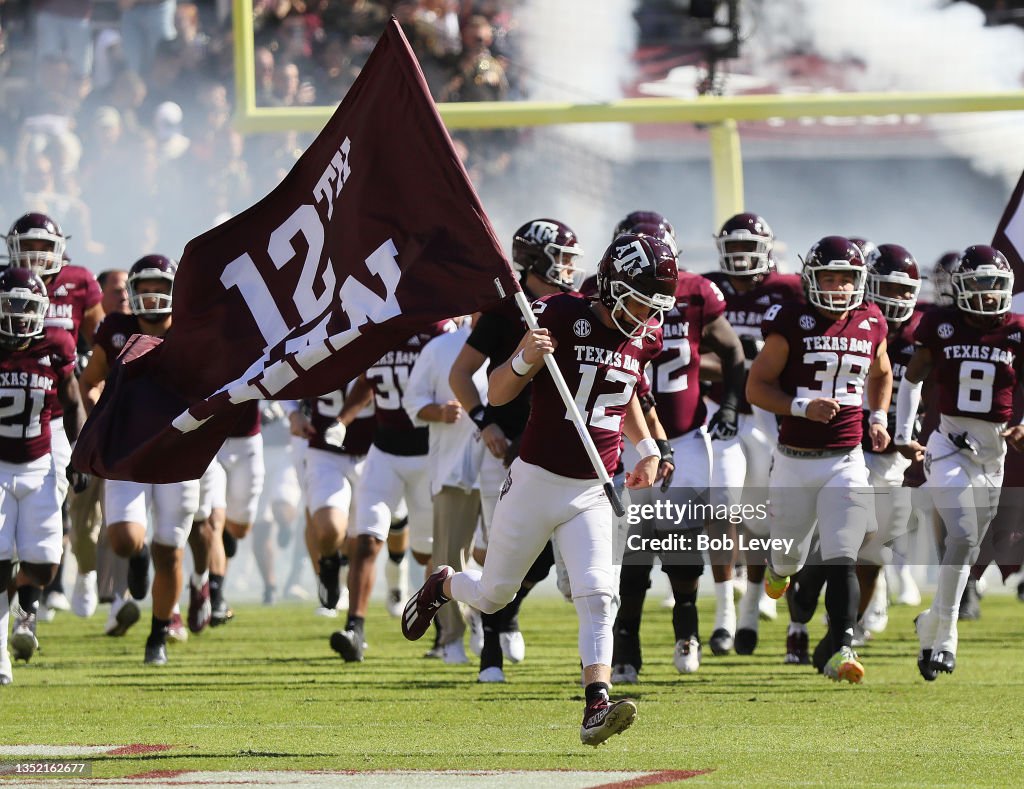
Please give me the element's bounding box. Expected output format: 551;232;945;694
868;409;888;427
790;397;810;418
636;437;660;459
511;350;534;377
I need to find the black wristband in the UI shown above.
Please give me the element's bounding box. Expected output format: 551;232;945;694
469;405;491;431
656;438;673;461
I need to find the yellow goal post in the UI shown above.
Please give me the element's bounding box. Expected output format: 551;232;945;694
232;0;1024;229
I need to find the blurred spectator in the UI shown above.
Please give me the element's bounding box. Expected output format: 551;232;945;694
174;2;210;70
154;101;190;162
20;148;104;262
255;46;276;104
313;34;360;103
34;0;93;85
92;29;125;91
119;0;177;76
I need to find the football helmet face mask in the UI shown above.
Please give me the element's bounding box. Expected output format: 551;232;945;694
128;254;177;320
716;212;773;277
512;218;583;291
800;235;866;314
596;233;677;339
951;245;1013;317
4;212;67;278
932;251;959;307
0;267;49;348
865;243;921;324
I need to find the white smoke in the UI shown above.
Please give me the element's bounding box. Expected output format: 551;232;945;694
752;0;1024;188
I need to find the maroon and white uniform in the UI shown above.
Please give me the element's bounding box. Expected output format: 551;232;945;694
44;264;102;499
705;271;802;528
455;292;661;615
97;314;200;548
0;329;76;564
914;308;1024;549
305;387;374;516
762;300;887;574
354;321;455;553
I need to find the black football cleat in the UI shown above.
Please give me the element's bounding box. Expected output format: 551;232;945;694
734;628;758;655
317;553;342;611
709;628;734;656
127;544;151;601
329;629;365;662
210;599;234;627
958;579;981;621
929;650;956;675
812;632;832;675
917;649;938;681
580;698;637;746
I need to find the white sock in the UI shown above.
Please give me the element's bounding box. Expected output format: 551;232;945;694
737;582;763;632
385;553;408;591
932;563;969;653
787;622;807;636
191;570;209;589
713;580;736;633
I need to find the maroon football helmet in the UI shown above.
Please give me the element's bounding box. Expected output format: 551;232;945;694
848;236;878;263
626;221;681;264
865;243;921;323
800;235;866;313
512;218;583;291
4;212;67;277
951;245;1013;317
716;212;773;277
0;267;49;347
596;233;677;339
128;254;177;320
932;251;960;307
613;210;676;242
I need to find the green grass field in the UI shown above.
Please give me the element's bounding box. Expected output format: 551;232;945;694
2;592;1022;786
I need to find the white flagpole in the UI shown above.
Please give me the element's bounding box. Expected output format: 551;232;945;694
507;286;626;517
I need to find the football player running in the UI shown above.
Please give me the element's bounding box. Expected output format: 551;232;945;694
403;233;677;746
79;255;200;665
748;236;892;684
0;268;85;681
703;213;803;656
894;245;1024;680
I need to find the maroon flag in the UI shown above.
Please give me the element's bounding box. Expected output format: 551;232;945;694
72;18;518;483
993;169;1024;294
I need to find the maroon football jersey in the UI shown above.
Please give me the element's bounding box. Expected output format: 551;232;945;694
228;400;262;438
763;301;887;450
43;264;102;339
0;328;76;463
864;308;922;455
648;273;726;437
914;307;1024;424
309;388;375;456
367;320;456;455
518;293;662;479
94;311;142;361
704;270;804;413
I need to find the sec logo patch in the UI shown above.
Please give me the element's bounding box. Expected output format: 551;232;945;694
573;318;592;338
799;314;816;331
937;323;954;339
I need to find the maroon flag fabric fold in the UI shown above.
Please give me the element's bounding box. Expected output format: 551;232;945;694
993;169;1024;294
73;18;518;482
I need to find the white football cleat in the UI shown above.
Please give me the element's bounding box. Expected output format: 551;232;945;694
611;663;639;684
0;647;12;685
673;637;701;674
46;591;71;612
758;594;778;621
861;578;889;635
105;593;140;637
894;566;921;606
477;666;506;683
72;571;99;618
11;613;39;663
313;606;339;618
384;555;409;618
442;639;469;665
500;631;525;663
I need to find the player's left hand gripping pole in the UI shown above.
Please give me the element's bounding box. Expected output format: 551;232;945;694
509;286;627;518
